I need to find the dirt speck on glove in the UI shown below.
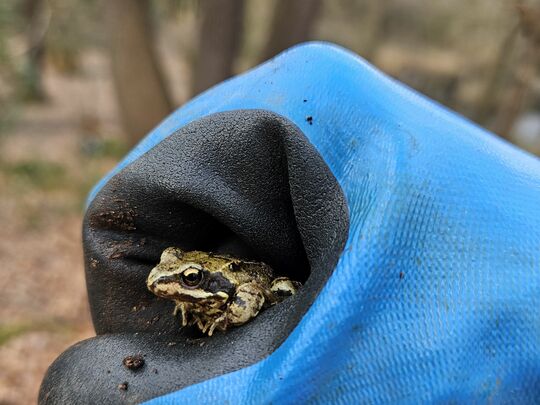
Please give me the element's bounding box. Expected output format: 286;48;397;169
123;355;144;371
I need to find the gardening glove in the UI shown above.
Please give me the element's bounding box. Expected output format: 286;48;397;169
40;42;540;405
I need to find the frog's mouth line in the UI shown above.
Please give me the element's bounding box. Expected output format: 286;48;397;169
150;286;213;303
151;289;221;304
148;268;236;296
148;284;232;305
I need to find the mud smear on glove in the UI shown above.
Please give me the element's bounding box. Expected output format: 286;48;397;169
40;110;348;404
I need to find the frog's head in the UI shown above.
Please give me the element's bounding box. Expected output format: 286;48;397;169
146;247;234;307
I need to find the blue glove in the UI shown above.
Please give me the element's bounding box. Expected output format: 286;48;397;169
71;42;540;404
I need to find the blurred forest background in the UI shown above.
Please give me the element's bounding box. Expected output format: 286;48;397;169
1;0;540;404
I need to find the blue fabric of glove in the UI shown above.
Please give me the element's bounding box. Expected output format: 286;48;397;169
89;42;540;404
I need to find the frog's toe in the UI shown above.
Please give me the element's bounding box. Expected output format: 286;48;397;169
207;321;221;336
271;277;301;299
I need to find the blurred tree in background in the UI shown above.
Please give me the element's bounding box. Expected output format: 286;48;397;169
104;0;173;145
0;0;539;148
18;0;47;101
260;0;322;62
45;0;93;74
191;0;245;95
491;2;540;138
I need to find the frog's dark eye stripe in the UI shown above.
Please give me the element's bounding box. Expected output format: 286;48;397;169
181;268;203;287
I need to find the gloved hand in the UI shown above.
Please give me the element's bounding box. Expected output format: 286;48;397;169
40;42;540;404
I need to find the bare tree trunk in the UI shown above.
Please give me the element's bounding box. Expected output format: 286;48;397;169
474;24;519;127
492;46;537;137
105;0;173;145
20;0;47;101
260;0;322;62
492;3;540;137
358;0;386;61
191;0;245;96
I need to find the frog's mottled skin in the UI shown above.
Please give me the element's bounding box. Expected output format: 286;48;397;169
147;248;301;336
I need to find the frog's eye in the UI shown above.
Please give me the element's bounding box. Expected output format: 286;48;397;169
181;268;203;287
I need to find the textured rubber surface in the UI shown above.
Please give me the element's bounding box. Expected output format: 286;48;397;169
39;110;348;404
135;43;539;403
47;42;540;404
83;110;349;335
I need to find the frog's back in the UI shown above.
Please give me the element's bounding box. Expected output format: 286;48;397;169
194;251;275;287
235;260;275;286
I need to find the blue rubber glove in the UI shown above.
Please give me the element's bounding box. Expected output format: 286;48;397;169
89;42;540;404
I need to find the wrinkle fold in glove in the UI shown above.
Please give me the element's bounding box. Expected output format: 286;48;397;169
42;42;540;405
39;109;348;404
139;43;540;404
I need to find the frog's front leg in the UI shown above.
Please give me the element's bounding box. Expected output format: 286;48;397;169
226;282;266;327
173;301;189;326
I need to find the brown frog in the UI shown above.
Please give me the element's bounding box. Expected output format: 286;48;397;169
147;247;301;336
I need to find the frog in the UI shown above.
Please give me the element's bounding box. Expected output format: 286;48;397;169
146;247;302;336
